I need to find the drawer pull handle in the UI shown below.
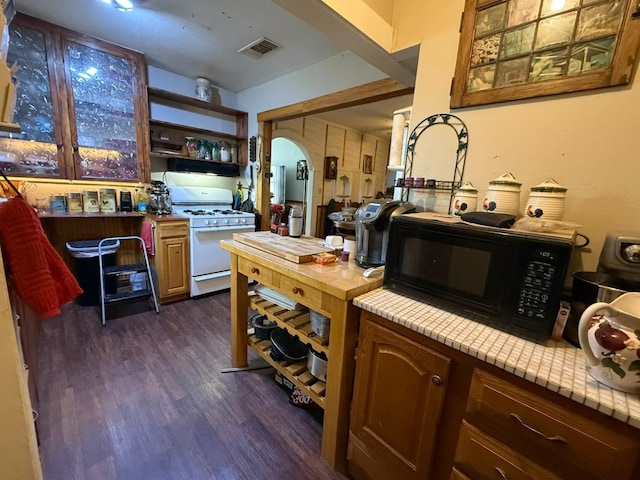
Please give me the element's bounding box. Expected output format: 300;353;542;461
292;287;302;295
495;467;508;479
509;413;567;443
432;375;443;386
250;267;259;274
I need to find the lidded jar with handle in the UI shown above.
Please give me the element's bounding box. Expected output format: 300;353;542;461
482;172;521;216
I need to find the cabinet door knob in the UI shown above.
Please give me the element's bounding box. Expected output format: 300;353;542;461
431;375;442;386
292;286;302;295
250;267;259;274
509;413;567;443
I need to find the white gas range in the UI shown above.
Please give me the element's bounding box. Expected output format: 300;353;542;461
170;186;255;296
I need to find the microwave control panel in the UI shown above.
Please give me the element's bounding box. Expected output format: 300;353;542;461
516;249;562;320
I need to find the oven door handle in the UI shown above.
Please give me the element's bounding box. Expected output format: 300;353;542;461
193;226;252;233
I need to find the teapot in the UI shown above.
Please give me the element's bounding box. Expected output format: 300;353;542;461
578;292;640;393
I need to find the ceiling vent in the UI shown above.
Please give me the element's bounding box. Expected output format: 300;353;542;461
238;37;281;58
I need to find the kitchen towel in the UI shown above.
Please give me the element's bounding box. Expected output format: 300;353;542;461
140;222;154;255
0;195;82;318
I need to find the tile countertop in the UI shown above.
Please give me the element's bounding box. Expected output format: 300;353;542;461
354;288;640;430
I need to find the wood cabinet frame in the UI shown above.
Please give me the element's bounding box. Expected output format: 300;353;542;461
451;0;640;108
6;14;150;182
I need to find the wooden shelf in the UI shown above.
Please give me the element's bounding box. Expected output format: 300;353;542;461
0;121;21;133
149;151;243;166
149;119;244;142
148;86;246;117
250;296;329;357
248;334;326;407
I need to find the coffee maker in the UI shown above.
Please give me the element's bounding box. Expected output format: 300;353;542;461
355;199;415;268
148;181;172;215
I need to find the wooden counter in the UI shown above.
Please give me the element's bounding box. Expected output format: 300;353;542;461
39;212;182;269
221;236;383;473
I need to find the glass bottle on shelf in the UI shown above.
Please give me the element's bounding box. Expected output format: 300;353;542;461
185;137;197;158
211;142;221;162
220;140;231;162
197;139;208;159
230;143;238;163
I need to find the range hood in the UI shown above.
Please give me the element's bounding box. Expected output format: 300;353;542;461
167;159;240;177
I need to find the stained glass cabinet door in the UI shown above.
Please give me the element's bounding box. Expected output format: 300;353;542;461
62;34;149;181
0;21;66;177
0;14;150;182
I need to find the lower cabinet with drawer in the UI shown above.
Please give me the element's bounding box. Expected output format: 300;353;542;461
460;369;640;480
349;311;640;480
147;218;190;303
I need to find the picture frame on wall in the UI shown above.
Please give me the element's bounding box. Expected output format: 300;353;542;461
324;156;338;180
450;0;640;108
362;154;373;175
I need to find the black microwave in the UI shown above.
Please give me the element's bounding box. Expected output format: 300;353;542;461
383;213;574;341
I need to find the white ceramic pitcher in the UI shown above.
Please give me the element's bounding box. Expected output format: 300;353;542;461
578;292;640;393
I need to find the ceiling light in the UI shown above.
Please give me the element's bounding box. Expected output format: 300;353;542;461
113;0;134;12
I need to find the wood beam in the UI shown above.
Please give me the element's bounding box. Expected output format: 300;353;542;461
257;78;414;123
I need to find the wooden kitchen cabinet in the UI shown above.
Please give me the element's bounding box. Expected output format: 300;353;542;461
348;317;451;480
9;288;40;419
460;369;640;480
147;218;190;304
1;14;150;182
350;311;640;480
454;421;559;480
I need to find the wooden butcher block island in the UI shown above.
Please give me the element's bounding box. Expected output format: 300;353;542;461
221;233;383;473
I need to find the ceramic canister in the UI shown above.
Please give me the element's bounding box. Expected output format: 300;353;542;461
524;178;567;220
452;181;478;215
195;77;212;102
482;172;521;216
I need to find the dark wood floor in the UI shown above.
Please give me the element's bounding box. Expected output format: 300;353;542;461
36;292;348;480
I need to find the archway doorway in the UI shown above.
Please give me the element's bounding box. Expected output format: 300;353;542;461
270;136;316;236
256;78;414;231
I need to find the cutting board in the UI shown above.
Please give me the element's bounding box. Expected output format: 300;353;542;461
233;231;334;263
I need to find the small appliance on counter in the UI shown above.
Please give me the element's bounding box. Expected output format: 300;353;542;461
355;199;415;268
148;181;172;215
564;230;640;346
597;231;640;284
382;213;575;342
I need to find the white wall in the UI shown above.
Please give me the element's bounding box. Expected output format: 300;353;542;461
148;66;238;108
237;51;387;137
408;0;640;275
